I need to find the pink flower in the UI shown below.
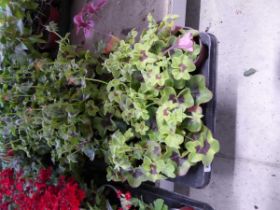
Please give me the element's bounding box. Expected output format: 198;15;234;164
73;0;107;39
85;0;108;14
177;32;194;52
73;12;95;38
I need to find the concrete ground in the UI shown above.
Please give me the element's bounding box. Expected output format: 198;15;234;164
71;0;280;209
187;1;280;210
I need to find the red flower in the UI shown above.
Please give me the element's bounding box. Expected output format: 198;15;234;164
38;167;52;182
125;192;131;201
6;149;14;157
0;168;85;210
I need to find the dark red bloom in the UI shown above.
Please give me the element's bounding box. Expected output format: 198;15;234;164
125;192;131;201
38;167;52;182
0;168;85;210
6;149;14;157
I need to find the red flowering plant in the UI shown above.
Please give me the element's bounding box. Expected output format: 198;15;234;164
116;189;132;210
90;184;172;210
90;184;133;210
0;167;85;210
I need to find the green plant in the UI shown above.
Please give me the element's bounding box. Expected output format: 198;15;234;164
0;1;110;169
0;33;110;168
135;198;168;210
1;0;219;191
0;0;46;168
0;0;47;67
87;184;169;210
103;15;219;187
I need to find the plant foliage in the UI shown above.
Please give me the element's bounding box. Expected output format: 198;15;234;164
103;15;219;187
0;0;219;189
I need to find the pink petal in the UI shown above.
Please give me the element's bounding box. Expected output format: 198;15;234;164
73;14;84;34
87;20;95;28
73;13;84;25
95;0;108;10
177;32;194;52
83;20;95;38
84;2;97;14
84;28;93;38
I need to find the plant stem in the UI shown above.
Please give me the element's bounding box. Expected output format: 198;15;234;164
97;184;118;195
185;136;195;141
146;102;158;108
52;31;62;40
12;95;33;97
185;115;193;119
177;88;188;97
85;78;108;85
163;45;175;55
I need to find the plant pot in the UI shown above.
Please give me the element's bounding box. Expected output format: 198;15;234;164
172;26;208;68
126;183;214;210
194;38;208;68
88;32;217;189
168;32;217;188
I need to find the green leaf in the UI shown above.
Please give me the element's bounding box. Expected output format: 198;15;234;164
127;168;147;188
185;126;220;166
146;141;161;158
67;153;78;163
82;146;95;161
165;133;184;149
161;159;176;178
0;0;9;7
186;75;213;105
183;106;203;132
85;100;99;117
160;86;176;103
171;54;196;80
153;199;168;210
177;159;192;176
150;40;166;54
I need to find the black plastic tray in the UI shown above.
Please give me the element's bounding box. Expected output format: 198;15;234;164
168;32;217;188
127;184;214;210
90;32;218;189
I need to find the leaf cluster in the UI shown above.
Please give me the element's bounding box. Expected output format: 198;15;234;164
0;3;219;189
103;15;219;187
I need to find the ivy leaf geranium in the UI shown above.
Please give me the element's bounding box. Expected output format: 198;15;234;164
171;53;196;80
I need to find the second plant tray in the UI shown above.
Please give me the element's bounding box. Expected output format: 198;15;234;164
168;32;217;189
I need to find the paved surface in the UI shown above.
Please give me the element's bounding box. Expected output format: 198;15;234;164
188;1;280;209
